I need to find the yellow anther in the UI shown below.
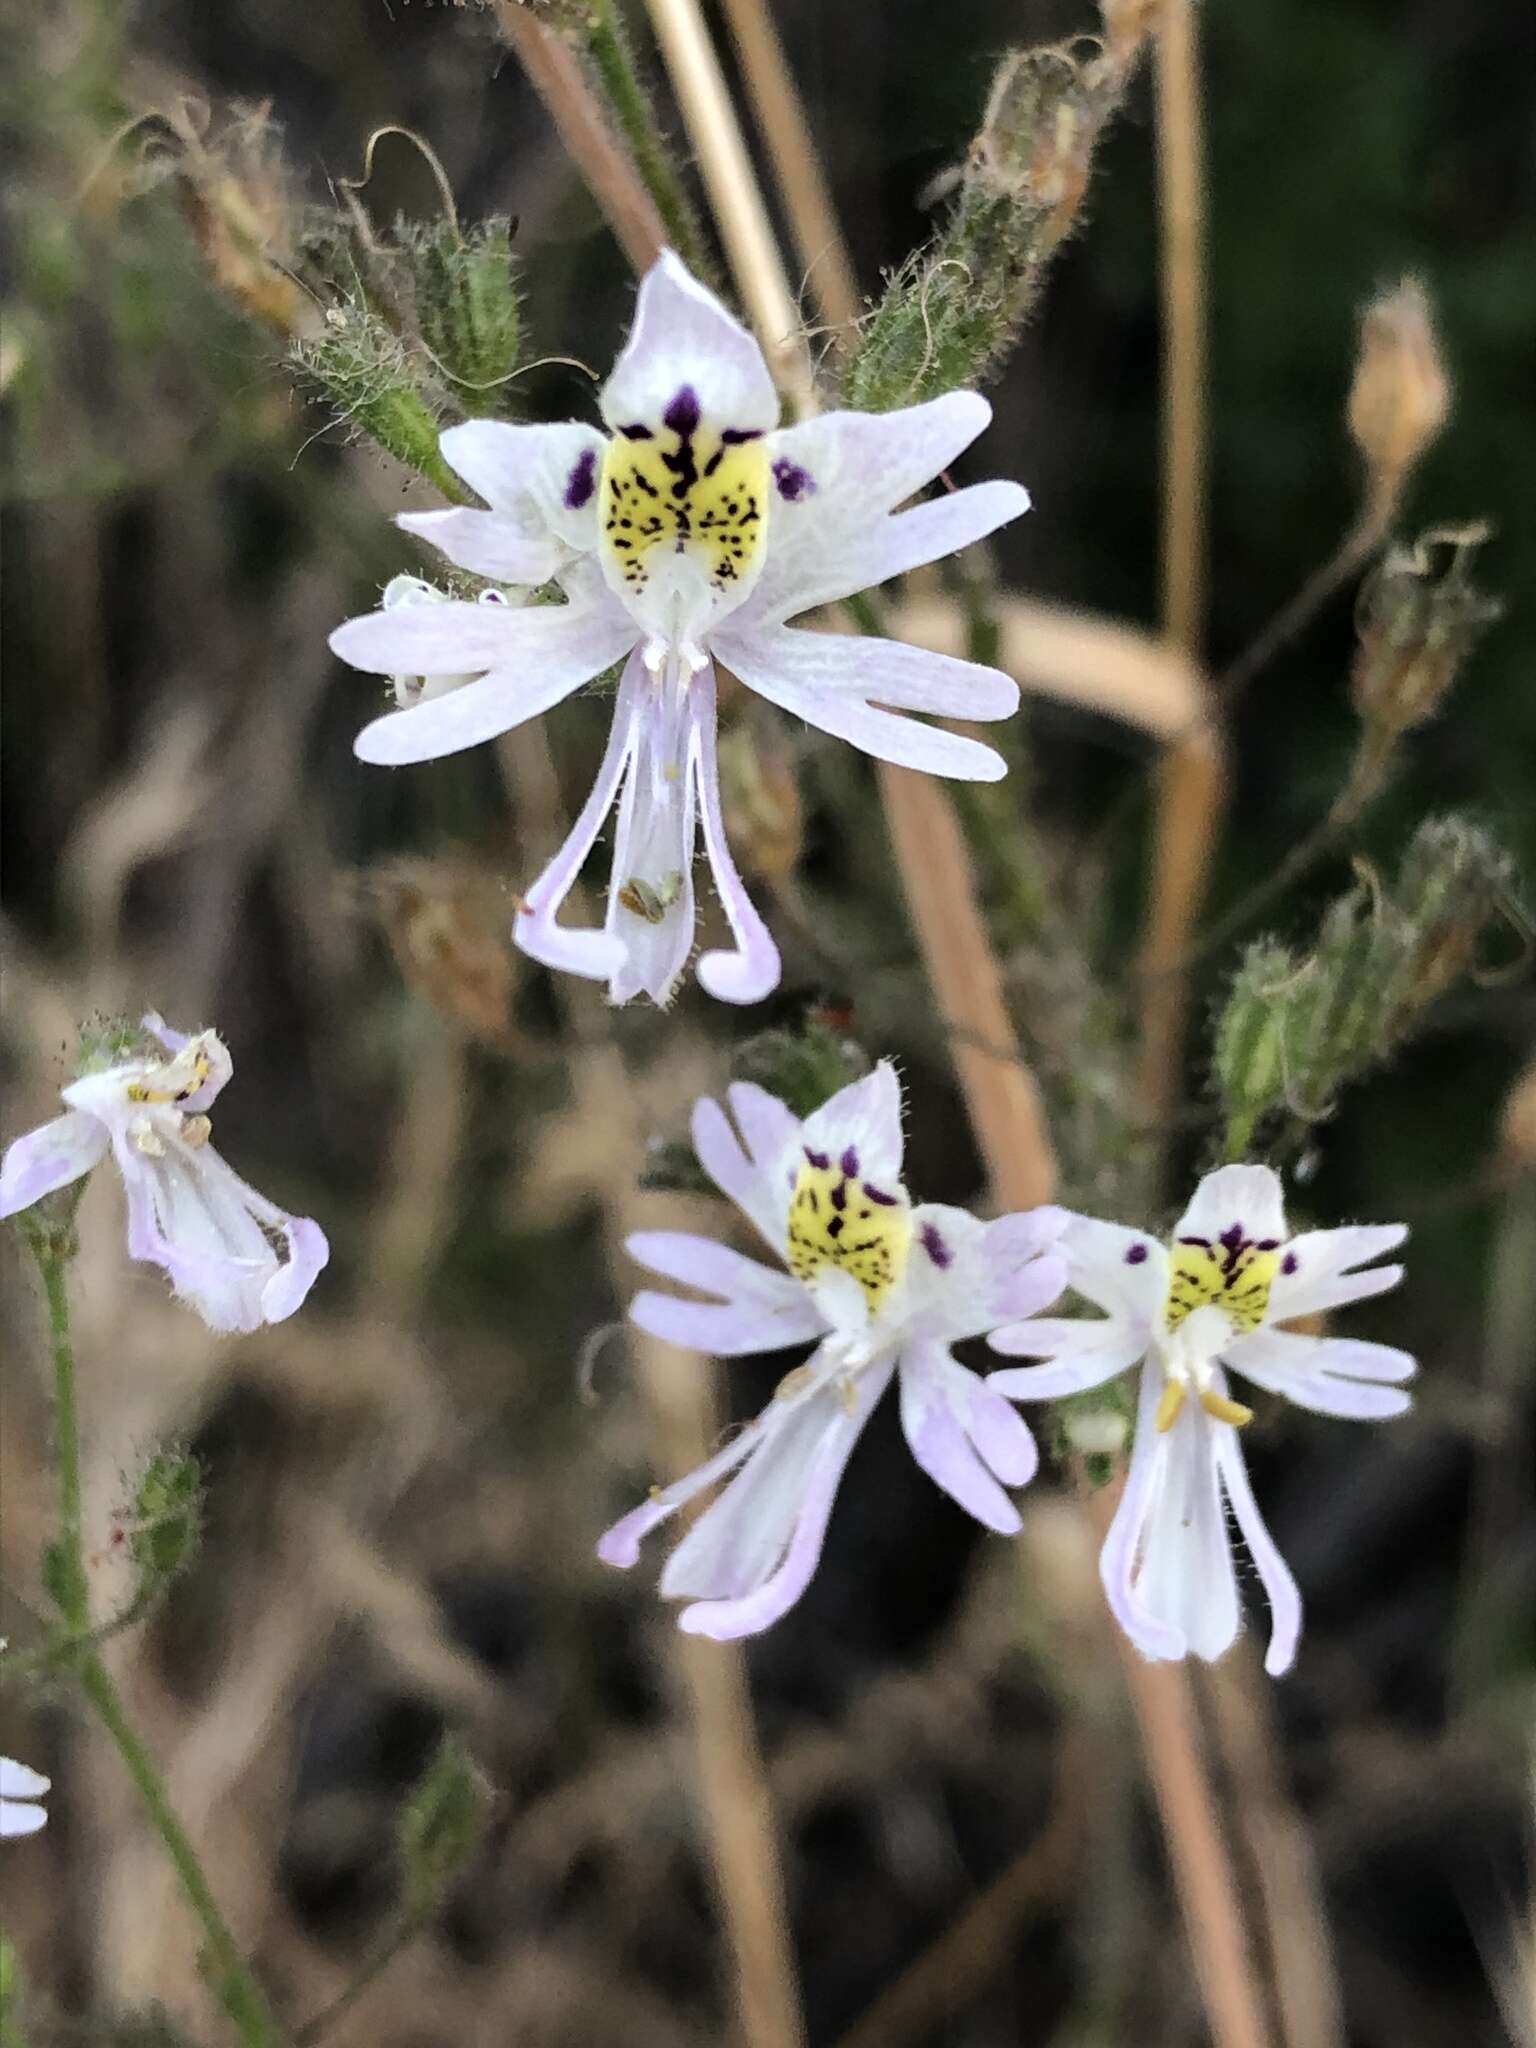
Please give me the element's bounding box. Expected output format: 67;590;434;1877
181;1114;213;1149
1198;1389;1254;1427
1154;1379;1187;1433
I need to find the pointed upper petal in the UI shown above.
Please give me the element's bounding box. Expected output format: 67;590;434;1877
689;1084;799;1258
1175;1164;1288;1246
0;1110;109;1218
1061;1215;1169;1324
600;251;779;437
798;1061;905;1187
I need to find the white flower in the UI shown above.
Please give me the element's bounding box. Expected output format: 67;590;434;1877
379;575;521;709
598;1062;1067;1637
0;1756;49;1838
330;251;1030;1007
987;1164;1414;1675
0;1015;328;1333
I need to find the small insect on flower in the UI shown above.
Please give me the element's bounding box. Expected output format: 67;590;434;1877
0;1757;49;1839
330;251;1031;1008
598;1063;1068;1637
0;1015;328;1333
986;1163;1414;1676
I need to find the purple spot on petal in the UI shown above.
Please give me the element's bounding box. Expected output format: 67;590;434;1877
720;427;763;445
1256;1238;1280;1251
829;1181;848;1212
1219;1223;1245;1250
920;1222;953;1270
864;1184;899;1206
839;1147;860;1178
564;448;597;509
772;458;816;502
1125;1242;1149;1265
619;423;653;441
803;1148;830;1170
1282;1251;1299;1275
663;385;701;437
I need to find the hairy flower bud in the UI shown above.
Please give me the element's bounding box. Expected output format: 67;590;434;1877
400;1736;488;1909
292;304;463;498
127;1445;203;1591
1347;278;1451;507
1351;523;1500;744
410;217;523;417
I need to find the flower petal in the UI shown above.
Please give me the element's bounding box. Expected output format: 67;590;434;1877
689;1086;798;1258
1266;1223;1408;1322
676;1357;892;1638
714;623;1015;781
1110;1372;1240;1664
690;665;782;1004
899;1344;1036;1532
1175;1163;1288;1246
1098;1364;1196;1664
1224;1326;1415;1419
514;656;643;986
396;507;567;585
626;1229;823;1356
0;1111;108;1218
0;1800;48;1838
600;250;779;439
598;1401;781;1568
1061;1214;1169;1322
347;605;639;766
1212;1420;1302;1676
986;1317;1147;1398
604;674;698;1006
0;1758;50;1801
427;418;609;554
798;1061;905;1187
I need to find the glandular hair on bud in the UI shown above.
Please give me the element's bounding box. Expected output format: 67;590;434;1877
410;217;522;418
1347;277;1451;507
1351;523;1501;743
292;303;463;499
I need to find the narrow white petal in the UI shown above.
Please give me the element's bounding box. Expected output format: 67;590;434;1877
0;1800;48;1838
0;1758;50;1800
397;507;567;584
0;1111;108;1218
987;1323;1146;1399
603;679;698;1006
690;1090;794;1258
1134;1395;1240;1664
1267;1223;1408;1322
899;1344;1035;1532
1225;1326;1415;1419
1099;1365;1188;1663
690;667;783;1004
1213;1421;1302;1676
436;419;608;552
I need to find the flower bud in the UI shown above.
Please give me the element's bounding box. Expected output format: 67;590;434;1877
1213;940;1297;1143
400;1735;488;1909
128;1444;203;1590
1347;278;1451;505
967;44;1102;245
1351;523;1500;743
410;217;522;417
730;1020;870;1119
292;304;461;498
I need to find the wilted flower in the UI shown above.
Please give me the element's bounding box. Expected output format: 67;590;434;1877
0;1758;49;1839
988;1164;1414;1675
331;251;1028;1006
599;1063;1067;1637
0;1015;327;1332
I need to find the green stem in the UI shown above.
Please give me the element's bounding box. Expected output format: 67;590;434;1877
586;0;714;280
27;1236;286;2048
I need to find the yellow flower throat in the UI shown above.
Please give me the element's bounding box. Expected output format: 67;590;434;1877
786;1148;911;1313
599;399;770;604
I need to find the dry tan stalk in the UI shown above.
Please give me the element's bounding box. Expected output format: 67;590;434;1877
640;0;817;411
493;2;667;271
1136;0;1227;1143
717;0;863;345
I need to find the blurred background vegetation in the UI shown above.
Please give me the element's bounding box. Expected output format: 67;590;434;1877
1;2;1532;2044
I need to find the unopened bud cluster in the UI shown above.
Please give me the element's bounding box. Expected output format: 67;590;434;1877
844;25;1140;410
1215;817;1518;1145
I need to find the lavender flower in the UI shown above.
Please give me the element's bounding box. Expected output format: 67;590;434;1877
330;252;1029;1007
987;1164;1414;1675
599;1063;1067;1637
0;1016;327;1333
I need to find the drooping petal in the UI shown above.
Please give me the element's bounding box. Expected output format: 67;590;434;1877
403;419;609;568
604;671;699;1005
689;1083;800;1257
986;1317;1148;1398
689;665;782;1004
898;1342;1038;1533
798;1061;905;1188
676;1357;892;1639
1212;1419;1302;1677
1223;1326;1415;1419
598;1399;784;1567
741;393;1010;625
342;601;639;766
112;1131;327;1334
1098;1363;1197;1664
714;623;1016;782
136;1020;231;1113
513;655;643;987
600;250;779;440
0;1111;109;1217
1266;1223;1408;1322
626;1229;824;1356
1174;1163;1288;1247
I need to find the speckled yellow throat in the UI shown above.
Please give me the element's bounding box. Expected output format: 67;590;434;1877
786;1147;911;1313
599;395;770;604
1162;1226;1282;1336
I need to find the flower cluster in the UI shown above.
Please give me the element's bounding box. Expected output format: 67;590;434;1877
601;1079;1414;1668
330;251;1029;1008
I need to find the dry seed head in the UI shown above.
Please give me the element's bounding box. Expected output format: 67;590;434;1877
1347;277;1451;505
968;45;1101;242
1351;521;1500;738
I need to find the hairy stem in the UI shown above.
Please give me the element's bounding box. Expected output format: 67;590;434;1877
28;1237;284;2048
586;0;713;278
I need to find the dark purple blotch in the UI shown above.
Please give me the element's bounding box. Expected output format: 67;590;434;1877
864;1184;899;1207
1281;1251;1299;1275
920;1222;953;1270
564;447;597;509
839;1146;860;1178
1125;1242;1149;1265
803;1147;830;1170
772;457;816;502
721;427;763;445
663;385;701;437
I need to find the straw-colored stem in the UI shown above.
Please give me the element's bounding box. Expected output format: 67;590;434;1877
1136;0;1224;1148
640;0;816;411
494;2;666;271
495;725;806;2048
718;0;863;345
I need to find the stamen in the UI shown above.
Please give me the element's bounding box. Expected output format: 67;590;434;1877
1198;1389;1254;1427
180;1114;213;1149
1154;1380;1187;1432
